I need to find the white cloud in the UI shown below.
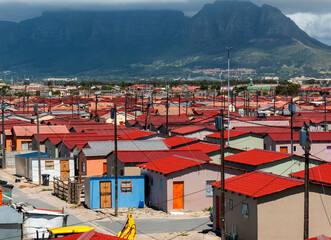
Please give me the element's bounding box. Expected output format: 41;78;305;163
288;12;331;45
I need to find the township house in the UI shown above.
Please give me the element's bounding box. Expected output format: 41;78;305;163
205;130;264;151
169;125;216;140
224;149;325;176
79;140;168;177
175;141;244;164
137;154;246;212
264;132;331;161
11;125;69;151
211;171;331;240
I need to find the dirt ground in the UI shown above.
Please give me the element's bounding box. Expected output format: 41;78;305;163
1;168;220;240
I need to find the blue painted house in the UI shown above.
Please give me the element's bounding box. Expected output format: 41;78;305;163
85;176;144;209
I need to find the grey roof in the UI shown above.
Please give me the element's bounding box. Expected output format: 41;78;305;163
82;140;169;157
0;206;23;224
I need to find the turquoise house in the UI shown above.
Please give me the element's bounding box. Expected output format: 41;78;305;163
85;176;145;209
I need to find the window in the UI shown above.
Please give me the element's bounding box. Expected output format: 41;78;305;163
229;199;233;211
45;160;54;170
241;203;248;218
160;179;163;189
280;146;288;153
206;180;215;197
121;180;132;193
82;162;86;173
327;146;331;154
293;146;297;152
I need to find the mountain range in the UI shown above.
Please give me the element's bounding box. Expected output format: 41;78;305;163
0;0;330;79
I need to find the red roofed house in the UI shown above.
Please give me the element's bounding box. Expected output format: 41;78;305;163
12;125;69;151
162;136;199;149
138;155;245;212
169;125;216;140
176;141;244;164
264;132;331;161
224;149;325;176
211;171;331;240
107;149;212;177
290;163;331;185
205;130;264;151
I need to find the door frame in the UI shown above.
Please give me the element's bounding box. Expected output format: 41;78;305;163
100;181;112;208
173;181;184;210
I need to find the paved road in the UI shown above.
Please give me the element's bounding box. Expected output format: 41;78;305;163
11;183;82;226
97;217;212;235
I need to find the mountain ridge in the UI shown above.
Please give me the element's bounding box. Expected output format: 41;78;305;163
0;1;330;78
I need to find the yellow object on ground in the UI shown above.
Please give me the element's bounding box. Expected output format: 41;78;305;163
117;214;136;240
48;226;95;237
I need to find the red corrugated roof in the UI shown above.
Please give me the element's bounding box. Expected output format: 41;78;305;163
13;125;69;137
162;136;198;148
211;170;304;198
290;163;331;184
206;130;248;139
115;150;211;163
170;125;205;134
138;155;207;174
118;130;156;140
224;149;293;166
176;142;221;153
268;132;331;142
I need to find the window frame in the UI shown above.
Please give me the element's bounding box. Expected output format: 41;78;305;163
241;203;248;218
206;180;215;197
121;180;132;193
45;160;54;170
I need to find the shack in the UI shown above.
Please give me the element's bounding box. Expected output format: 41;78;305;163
15;152;74;182
0;206;23;240
85;176;144;209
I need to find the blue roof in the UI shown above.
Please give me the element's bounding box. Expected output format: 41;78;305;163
16;152;50;158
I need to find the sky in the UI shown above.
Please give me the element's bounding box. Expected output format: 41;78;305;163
0;0;330;45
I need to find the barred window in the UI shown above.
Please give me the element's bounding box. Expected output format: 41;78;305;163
121;180;132;193
45;160;54;170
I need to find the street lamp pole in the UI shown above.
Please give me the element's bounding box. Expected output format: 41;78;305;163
226;47;233;146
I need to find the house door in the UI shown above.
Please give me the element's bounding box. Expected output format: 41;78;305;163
100;181;112;208
217;196;221;230
280;146;288;153
173;181;184;210
60;160;70;180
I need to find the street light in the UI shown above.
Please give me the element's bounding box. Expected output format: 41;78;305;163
226;47;233;146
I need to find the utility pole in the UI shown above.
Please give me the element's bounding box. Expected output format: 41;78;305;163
178;94;181;116
324;94;327;132
125;97;128;124
289;99;296;154
34;104;41;185
77;99;80;118
215;110;225;240
1;97;6;169
300;123;310;239
111;105;118;216
274;92;276;115
95;94;98;121
71;96;74;119
141;94;144;113
135;94;137;122
226;47;232;147
186;93;188;116
256;92;259;116
166;89;169;134
145;98;151;130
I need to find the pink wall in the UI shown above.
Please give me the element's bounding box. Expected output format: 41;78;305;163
142;164;244;212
